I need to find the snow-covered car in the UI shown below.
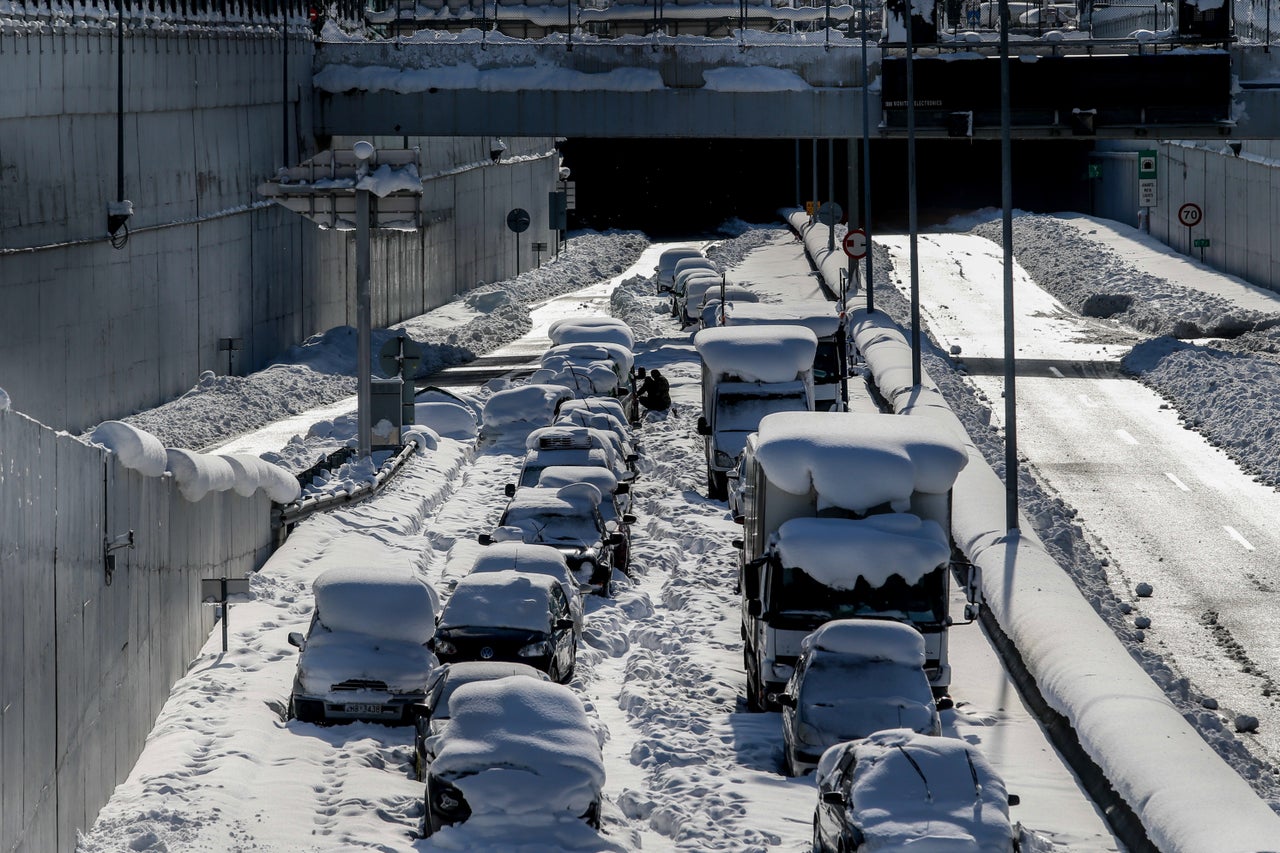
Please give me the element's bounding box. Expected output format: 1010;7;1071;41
516;425;636;488
555;407;636;463
773;620;941;777
559;396;634;430
480;383;575;446
481;483;621;595
654;246;705;293
422;678;605;836
547;316;635;350
672;270;722;322
432;570;578;683
467;540;586;630
813;729;1020;852
698;285;760;329
534;465;636;569
672;256;717;287
539;341;636;397
412;662;550;780
287;566;439;725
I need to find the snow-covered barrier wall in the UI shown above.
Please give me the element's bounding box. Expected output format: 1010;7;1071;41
0;14;559;435
0;407;275;853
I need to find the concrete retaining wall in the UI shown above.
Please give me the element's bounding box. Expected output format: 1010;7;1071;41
0;22;558;434
0;406;275;853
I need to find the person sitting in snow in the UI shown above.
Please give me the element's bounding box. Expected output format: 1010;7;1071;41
635;367;671;413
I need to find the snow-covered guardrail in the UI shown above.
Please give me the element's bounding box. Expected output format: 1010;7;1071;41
272;437;422;546
793;215;1280;851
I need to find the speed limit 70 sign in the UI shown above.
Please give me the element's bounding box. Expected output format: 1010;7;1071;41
1178;203;1203;228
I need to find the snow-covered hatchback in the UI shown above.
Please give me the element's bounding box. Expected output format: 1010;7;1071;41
813;729;1021;852
422;678;605;837
287;566;439;725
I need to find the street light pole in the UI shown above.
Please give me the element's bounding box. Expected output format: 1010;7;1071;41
999;0;1019;530
906;2;922;387
356;186;372;458
861;0;874;313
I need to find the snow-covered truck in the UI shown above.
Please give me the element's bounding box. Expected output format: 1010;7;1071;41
693;325;818;500
721;302;847;412
733;411;970;709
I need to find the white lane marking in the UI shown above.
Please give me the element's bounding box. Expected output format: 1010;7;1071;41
1224;526;1256;551
1077;394;1096;407
1115;429;1139;445
1164;473;1191;492
1049;366;1065;378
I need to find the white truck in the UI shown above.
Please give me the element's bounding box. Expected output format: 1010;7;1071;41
721;301;847;412
693;325;818;500
733;411;970;709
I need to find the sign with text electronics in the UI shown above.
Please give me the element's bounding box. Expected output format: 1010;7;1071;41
1138;149;1157;208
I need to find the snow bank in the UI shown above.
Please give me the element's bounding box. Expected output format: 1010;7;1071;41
413;401;478;440
312;565;437;644
803;618;928;666
219;453;302;503
774;515;950;587
694;325;818;382
754;412;969;512
429;678;605;819
87;420;168;477
548;317;636;350
439;571;562;633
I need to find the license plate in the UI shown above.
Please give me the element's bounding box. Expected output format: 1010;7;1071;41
342;703;396;716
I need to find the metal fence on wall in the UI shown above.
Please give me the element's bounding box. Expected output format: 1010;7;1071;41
7;0;365;22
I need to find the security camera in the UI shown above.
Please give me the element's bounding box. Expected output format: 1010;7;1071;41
559;166;571;180
353;140;375;161
490;138;508;163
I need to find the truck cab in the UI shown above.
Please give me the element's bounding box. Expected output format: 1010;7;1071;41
721;301;848;412
693;325;818;500
734;411;970;709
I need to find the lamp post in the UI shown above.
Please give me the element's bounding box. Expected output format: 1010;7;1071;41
353;140;375;458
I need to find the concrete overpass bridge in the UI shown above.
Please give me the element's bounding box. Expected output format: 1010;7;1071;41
312;31;1280;141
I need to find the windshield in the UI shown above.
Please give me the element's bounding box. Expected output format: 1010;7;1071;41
773;565;946;625
715;391;809;432
502;509;601;544
813;340;841;384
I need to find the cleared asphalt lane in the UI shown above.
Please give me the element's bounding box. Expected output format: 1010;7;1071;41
881;231;1280;768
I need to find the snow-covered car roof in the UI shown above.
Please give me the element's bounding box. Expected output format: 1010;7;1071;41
531;360;620;396
525;426;622;464
481;384;575;430
428;664;550;719
773;515;951;589
556;409;632;444
438;570;564;633
655;246;704;275
818;729;1015;851
699;285;759;308
753;411;969;511
695;325;818;383
536;465;621;495
801;618;927;665
312;566;437;645
296;628;438;696
429;678;605;818
559;397;628;424
793;639;938;743
543;341;635;377
547;317;635;351
722;301;842;338
504;483;604;513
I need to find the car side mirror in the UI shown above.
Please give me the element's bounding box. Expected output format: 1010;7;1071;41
616;483;630;494
733;516;744;525
411;701;431;723
505;483;516;498
287;631;305;650
769;692;796;708
746;599;763;617
622;514;637;525
477;533;493;546
821;791;847;806
555;618;575;631
1007;794;1020;807
609;533;626;546
732;538;744;550
936;696;955;711
626;453;639;463
696;416;711;436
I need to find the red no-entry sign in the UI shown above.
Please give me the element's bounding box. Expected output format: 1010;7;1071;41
843;228;867;260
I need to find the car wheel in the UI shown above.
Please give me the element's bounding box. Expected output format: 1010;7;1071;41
707;470;728;501
784;748;801;778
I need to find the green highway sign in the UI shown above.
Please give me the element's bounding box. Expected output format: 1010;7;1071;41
1194;238;1211;247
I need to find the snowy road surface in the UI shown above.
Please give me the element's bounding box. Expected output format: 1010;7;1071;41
78;229;1121;852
